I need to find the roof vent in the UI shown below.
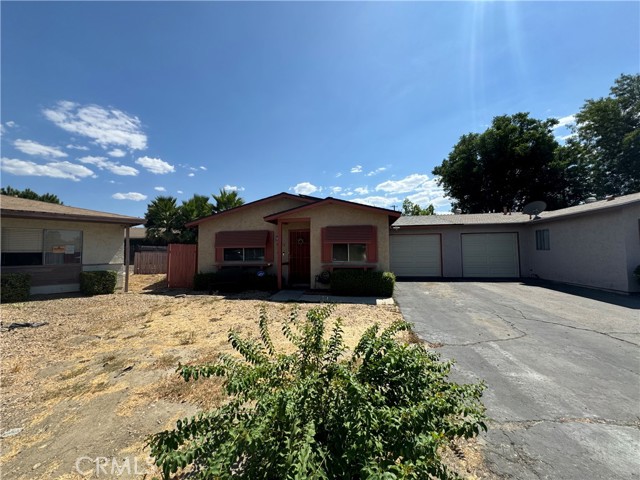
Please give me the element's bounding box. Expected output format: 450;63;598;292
454;208;462;214
585;196;597;204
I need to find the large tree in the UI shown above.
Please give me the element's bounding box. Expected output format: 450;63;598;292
177;194;214;243
433;113;573;213
1;186;63;204
401;198;435;216
572;73;640;196
212;188;244;213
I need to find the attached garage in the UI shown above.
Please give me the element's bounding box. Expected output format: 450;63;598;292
390;234;441;277
461;233;520;278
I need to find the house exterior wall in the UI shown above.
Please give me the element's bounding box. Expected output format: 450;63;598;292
195;197;308;274
527;206;639;293
277;203;392;286
1;217;128;294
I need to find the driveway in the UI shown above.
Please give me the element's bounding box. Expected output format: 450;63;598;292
395;280;640;480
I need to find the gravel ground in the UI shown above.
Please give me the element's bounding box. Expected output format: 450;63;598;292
0;275;491;479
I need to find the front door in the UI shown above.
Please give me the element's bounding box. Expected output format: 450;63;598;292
289;230;310;286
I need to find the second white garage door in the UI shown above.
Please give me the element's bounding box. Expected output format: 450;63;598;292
390;234;441;277
462;233;520;278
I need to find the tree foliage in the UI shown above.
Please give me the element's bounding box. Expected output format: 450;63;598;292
433;113;568;213
402;198;435;216
212;188;245;213
433;74;639;213
144;196;181;243
572;73;640;196
0;186;63;204
148;305;486;479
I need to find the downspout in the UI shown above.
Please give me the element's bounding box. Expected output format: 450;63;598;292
124;226;131;293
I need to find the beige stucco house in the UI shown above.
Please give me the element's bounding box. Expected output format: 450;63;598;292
390;192;640;293
186;193;401;289
1;195;143;294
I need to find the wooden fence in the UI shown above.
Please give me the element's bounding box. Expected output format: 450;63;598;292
167;244;197;288
134;251;168;274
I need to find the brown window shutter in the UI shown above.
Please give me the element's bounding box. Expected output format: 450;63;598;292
265;231;274;262
215;247;223;263
215;230;270;248
321;227;332;263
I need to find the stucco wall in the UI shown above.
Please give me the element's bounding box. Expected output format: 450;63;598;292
1;218;129;292
195;197;308;274
277;203;392;286
622;206;640;293
526;209;631;292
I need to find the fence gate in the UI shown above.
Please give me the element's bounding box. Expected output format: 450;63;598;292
134;250;168;274
167;244;197;288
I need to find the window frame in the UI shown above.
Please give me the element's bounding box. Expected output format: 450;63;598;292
331;243;367;263
223;246;266;263
535;229;550;251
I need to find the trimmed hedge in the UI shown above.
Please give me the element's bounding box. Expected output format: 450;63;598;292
194;268;277;293
80;270;118;296
1;273;31;303
330;269;395;297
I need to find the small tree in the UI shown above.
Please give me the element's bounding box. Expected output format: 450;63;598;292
148;305;486;479
402;198;435;216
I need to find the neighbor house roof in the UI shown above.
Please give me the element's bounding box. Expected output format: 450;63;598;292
392;192;640;228
185;192;318;227
263;197;401;224
0;195;144;226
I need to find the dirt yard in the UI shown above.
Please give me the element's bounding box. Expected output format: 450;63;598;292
0;275;491;479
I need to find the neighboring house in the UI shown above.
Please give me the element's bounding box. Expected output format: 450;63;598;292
1;195;144;294
391;192;640;293
186;192;401;289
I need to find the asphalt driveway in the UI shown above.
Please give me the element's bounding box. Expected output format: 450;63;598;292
395;280;640;480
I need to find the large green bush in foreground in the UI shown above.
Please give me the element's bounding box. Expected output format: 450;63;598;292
79;270;117;296
148;305;486;479
330;269;396;297
1;273;31;303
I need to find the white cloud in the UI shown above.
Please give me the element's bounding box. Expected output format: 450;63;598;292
366;167;387;177
340;191;354;197
154;186;166;192
199;166;207;171
354;187;369;195
554;114;575;130
66;144;90;151
1;121;17;135
329;186;342;195
135;156;175;174
177;190;183;194
14;139;68;159
5;121;16;128
43;101;147;150
188;173;195;177
1;157;94;181
108;148;126;158
350;165;363;173
335;172;343;178
352;196;402;209
78;156;138;176
112;192;147;201
291;182;319;195
376;173;431;194
223;185;245;192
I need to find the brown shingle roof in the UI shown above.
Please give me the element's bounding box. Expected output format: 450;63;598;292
0;195;144;226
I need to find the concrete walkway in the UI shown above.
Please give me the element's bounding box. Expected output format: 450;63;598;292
270;289;394;305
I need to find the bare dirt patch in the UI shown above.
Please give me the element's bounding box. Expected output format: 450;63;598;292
1;274;493;479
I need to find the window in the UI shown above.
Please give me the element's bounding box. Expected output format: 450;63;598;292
1;228;82;266
321;225;377;264
223;247;265;262
215;229;273;264
535;229;550;250
332;243;367;262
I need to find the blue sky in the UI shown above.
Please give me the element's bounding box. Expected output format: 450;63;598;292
1;1;638;218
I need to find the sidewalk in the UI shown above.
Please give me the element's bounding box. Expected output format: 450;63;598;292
270;290;394;306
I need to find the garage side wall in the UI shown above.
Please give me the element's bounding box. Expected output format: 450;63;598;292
623;206;640;293
526;209;630;292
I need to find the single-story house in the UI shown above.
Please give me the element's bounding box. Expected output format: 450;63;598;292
390;192;640;293
186;192;401;289
1;195;144;294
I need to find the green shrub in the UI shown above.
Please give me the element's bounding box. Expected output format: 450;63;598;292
193;268;276;293
1;273;31;303
330;269;396;297
79;270;117;296
634;265;640;285
148;305;486;479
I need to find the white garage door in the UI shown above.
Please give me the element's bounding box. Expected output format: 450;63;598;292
462;233;519;278
390;234;441;277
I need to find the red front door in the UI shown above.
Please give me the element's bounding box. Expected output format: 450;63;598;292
289;230;310;286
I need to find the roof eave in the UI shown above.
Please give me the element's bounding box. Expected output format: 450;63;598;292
1;210;144;226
